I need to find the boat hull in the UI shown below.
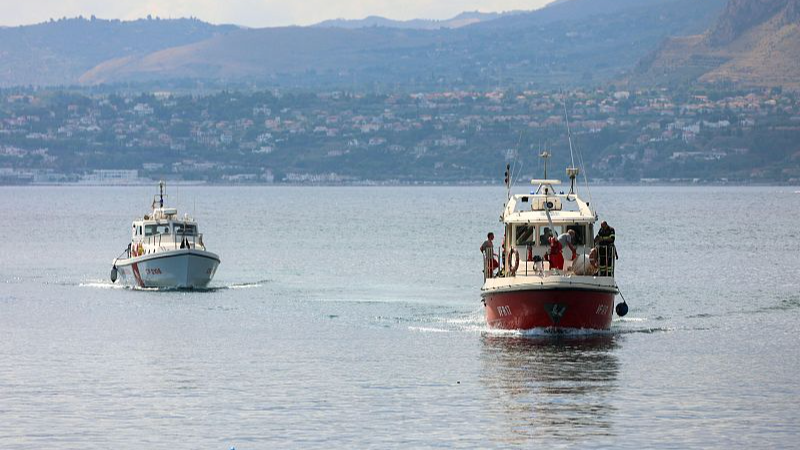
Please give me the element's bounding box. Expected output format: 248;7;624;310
115;249;220;289
483;286;616;331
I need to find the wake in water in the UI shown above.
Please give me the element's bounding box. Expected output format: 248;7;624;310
405;306;487;334
406;305;674;337
78;278;271;292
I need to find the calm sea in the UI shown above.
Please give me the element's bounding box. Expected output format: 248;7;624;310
1;186;798;449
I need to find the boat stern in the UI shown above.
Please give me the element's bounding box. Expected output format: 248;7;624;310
482;275;617;330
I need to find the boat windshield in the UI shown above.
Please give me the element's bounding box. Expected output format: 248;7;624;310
515;225;536;246
566;224;588;246
515;224;590;246
144;224;171;236
538;226;560;244
174;224;197;236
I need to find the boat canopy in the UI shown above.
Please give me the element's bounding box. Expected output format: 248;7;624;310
502;191;594;225
153;207;177;219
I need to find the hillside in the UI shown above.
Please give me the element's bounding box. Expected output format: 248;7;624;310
313;11;510;30
0;17;237;87
76;0;725;89
634;0;800;89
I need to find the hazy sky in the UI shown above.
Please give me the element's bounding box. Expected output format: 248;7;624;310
0;0;554;27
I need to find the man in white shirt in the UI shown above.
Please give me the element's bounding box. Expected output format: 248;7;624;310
558;229;578;263
480;232;498;276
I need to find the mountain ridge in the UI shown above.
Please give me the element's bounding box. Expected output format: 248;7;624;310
633;0;800;89
312;11;514;30
0;16;238;87
75;0;725;89
0;0;728;89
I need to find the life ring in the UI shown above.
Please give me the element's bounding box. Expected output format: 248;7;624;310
508;248;520;276
137;242;144;257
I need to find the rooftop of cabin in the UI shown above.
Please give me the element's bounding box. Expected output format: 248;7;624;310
502;180;594;224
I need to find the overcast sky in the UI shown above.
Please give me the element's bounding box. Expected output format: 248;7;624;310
0;0;554;28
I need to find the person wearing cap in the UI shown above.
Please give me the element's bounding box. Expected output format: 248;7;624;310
594;221;616;276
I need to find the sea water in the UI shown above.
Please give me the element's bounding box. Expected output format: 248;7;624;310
0;186;798;448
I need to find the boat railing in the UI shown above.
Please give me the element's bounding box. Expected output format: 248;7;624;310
131;232;207;257
483;244;614;280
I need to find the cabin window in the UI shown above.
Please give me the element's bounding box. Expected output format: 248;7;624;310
156;224;170;235
174;224;197;236
538;226;561;245
144;225;158;236
515;225;536;246
566;224;587;246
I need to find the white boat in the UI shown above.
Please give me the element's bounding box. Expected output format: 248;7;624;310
110;182;220;289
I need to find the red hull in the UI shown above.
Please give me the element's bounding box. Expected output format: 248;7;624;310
484;289;616;330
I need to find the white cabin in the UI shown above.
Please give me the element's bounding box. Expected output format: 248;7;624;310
127;185;206;257
495;178;597;276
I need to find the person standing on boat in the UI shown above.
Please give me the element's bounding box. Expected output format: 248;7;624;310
480;232;499;276
594;221;616;276
558;229;578;265
548;234;564;270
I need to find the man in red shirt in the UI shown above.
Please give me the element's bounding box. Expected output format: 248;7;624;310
548;234;564;270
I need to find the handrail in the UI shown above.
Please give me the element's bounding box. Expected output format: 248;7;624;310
483;244;612;279
126;231;207;259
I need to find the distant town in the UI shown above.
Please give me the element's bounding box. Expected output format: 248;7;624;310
1;86;799;185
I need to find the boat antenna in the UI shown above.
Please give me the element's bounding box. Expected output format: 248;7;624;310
509;131;525;192
511;160;525;192
535;142;542;180
561;93;580;196
575;134;594;213
540;149;550;180
561;92;594;209
159;180;165;208
562;93;577;170
504;163;511;200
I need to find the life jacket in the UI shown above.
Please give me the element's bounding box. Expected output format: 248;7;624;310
597;226;616;245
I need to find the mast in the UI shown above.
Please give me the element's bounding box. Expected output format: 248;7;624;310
562;96;581;196
159;180;165;208
504;163;511;200
540;150;550;194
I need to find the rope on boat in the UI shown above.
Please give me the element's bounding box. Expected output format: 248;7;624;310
110;246;128;283
615;284;629;317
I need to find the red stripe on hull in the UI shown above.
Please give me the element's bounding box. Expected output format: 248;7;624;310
131;263;145;288
484;289;615;330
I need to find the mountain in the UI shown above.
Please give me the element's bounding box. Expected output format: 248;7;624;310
313;11;510;30
76;0;725;89
0;17;237;87
634;0;800;88
476;0;706;28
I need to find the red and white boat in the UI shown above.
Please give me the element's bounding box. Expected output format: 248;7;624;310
481;152;619;331
110;182;220;289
